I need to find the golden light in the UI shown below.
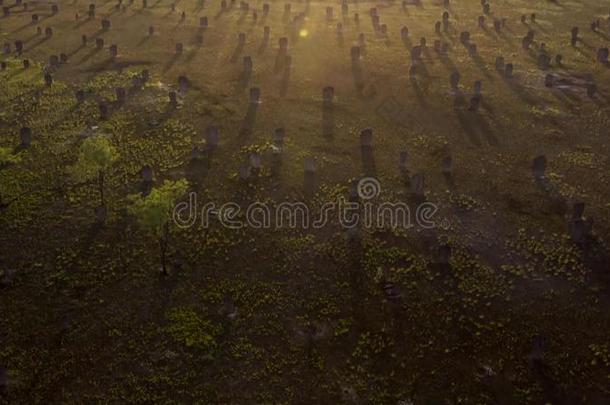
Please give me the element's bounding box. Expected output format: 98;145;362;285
299;29;309;38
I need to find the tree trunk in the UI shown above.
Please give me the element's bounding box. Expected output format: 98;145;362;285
98;170;105;207
159;238;167;276
159;222;170;276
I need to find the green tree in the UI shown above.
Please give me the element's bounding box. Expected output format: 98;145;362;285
70;135;118;208
128;179;188;276
0;147;21;168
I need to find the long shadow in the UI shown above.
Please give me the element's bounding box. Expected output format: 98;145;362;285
322;103;334;139
136;35;152;47
77;46;101;65
439;54;457;72
184;41;202;63
22;32;39;44
579;235;610;294
360;146;376;177
259;13;268;26
351;61;364;93
9;21;35;34
229;43;244;63
531;21;549;35
481;98;495;115
274;51;288;73
73;17;94;29
88;28;105;40
80;58;151;83
534;176;568;215
279;66;290;96
67;44;86;58
472;113;498;146
270;154;282;178
24;36;49;52
505;77;538;106
480;26;496;39
108;5;122;16
410;77;428;110
132;5;152;16
472;54;494;81
415;58;430;77
236;10;248;25
336;32;344;48
497;30;514;46
523;47;539;64
239;103;258;137
304;171;316;197
170;19;184;33
281;10;291;24
455;110;482;147
234;70;251;93
138;177;154;196
162;53;181;73
421;45;432;61
257;36;269;54
551;90;578;113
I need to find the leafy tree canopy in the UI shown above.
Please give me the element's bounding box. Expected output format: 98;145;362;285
128;179;188;237
0;147;21;166
70;135;118;181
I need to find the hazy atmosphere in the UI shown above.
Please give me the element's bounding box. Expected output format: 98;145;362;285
1;0;610;403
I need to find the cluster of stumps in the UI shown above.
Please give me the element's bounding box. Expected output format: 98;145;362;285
1;0;608;241
1;0;610;401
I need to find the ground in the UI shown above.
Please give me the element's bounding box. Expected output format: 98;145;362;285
1;0;610;403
